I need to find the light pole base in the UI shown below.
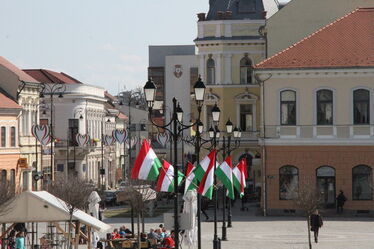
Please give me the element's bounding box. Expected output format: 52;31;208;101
221;226;227;241
228;216;232;228
213;237;221;249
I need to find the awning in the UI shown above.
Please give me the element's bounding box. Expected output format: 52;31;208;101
0;191;111;232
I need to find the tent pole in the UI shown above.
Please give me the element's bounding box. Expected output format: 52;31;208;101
87;226;91;249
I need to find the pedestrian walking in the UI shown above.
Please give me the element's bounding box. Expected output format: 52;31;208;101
310;210;323;243
8;230;16;249
336;190;347;214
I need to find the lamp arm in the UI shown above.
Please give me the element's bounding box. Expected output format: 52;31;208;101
147;111;173;135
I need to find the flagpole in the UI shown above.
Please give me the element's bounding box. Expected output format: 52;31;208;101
195;120;202;249
213;125;219;249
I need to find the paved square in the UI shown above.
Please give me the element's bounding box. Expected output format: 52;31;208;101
104;205;374;249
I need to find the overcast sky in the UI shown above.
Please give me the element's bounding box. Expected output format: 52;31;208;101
0;0;287;94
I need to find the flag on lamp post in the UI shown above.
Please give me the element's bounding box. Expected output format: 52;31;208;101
131;139;162;181
215;156;235;200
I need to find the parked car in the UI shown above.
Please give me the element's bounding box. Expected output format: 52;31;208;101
104;190;118;206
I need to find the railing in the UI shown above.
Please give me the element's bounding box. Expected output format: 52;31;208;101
264;125;374;139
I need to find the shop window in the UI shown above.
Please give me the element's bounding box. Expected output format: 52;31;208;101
352;165;372;200
279;165;298;200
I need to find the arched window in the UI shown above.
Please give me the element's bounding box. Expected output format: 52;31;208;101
280;90;296;125
279;165;298;200
206;58;215;84
10;127;16;147
1;126;6;147
240;57;252;84
352;165;372;200
317;89;333;125
354;89;370;124
10;169;15;190
1;169;7;182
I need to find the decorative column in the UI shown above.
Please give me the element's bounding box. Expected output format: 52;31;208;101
216;54;222;84
198;54;206;82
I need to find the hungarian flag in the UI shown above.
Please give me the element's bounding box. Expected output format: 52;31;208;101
197;150;216;199
242;158;249;179
194;150;216;182
215;156;235;200
131;139;162;181
233;159;246;198
155;160;184;192
184;161;198;194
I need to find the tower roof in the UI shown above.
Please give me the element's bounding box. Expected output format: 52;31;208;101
206;0;278;20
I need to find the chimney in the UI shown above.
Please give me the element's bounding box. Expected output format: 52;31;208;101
217;11;224;19
197;13;206;21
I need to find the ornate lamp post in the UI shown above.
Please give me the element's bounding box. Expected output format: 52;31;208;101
39;83;65;182
221;121;241;240
144;77;205;249
208;103;221;249
100;115;111;190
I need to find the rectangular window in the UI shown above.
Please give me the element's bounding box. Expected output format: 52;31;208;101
240;105;253;132
57;164;64;172
10;127;16;147
1;127;6;147
280;91;296;125
317;90;333;125
69;119;79;146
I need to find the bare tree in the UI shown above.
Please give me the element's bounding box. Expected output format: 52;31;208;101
117;179;157;249
48;174;94;249
118;88;146;110
293;177;323;249
0;180;17;216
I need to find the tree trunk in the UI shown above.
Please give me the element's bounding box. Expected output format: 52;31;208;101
141;210;145;234
137;212;141;249
307;215;312;249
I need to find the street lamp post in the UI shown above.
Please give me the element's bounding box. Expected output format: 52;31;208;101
208;105;221;249
100;115;111;190
39;83;65;182
221;121;241;240
144;77;205;249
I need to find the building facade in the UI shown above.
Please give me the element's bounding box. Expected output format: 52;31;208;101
255;8;374;215
0;91;23;191
0;57;41;191
195;0;278;189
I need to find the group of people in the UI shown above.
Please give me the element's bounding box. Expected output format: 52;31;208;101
110;226;133;240
109;224;175;248
146;224;175;248
1;230;26;249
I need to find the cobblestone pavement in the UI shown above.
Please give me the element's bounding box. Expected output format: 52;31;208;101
103;203;374;249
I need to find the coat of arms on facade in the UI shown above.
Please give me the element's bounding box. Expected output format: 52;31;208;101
174;65;183;78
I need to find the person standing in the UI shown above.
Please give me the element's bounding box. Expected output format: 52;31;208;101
336;190;347;214
15;232;25;249
310;210;323;243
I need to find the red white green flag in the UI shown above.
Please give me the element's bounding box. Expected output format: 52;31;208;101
215;156;235;200
131;139;162;181
155;160;184;192
197;150;216;199
233;158;247;198
194;150;216;182
184;161;198;194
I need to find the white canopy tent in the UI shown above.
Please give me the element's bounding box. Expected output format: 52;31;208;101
0;191;111;232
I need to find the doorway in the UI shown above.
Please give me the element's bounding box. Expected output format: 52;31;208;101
316;166;336;208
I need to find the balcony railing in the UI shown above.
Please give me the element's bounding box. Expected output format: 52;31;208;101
264;125;374;139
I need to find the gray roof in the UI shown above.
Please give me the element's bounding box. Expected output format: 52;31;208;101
206;0;279;20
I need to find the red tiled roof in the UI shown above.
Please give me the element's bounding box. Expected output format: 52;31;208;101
23;69;82;84
0;57;39;83
0;92;21;109
255;8;374;70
